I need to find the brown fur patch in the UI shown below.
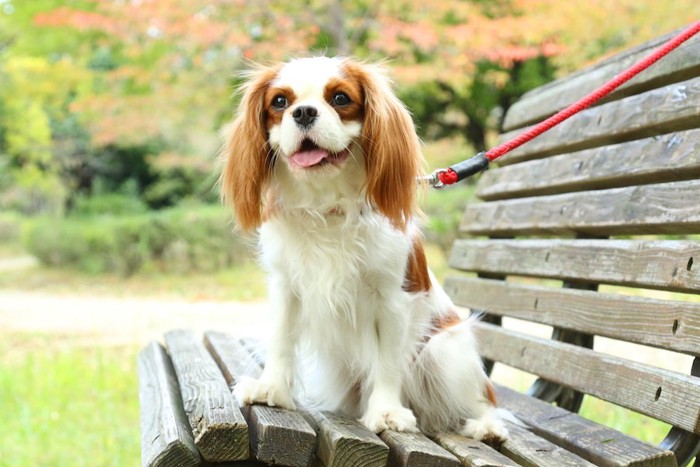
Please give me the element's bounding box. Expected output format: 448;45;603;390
485;380;498;406
403;237;432;293
323;77;364;122
341;59;422;231
220;65;281;231
264;86;296;127
431;308;461;331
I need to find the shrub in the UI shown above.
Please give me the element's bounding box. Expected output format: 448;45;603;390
71;192;149;216
421;184;476;254
23;204;250;276
0;211;23;244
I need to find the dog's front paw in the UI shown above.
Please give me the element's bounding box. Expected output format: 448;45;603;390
360;405;418;433
460;413;509;442
233;376;296;410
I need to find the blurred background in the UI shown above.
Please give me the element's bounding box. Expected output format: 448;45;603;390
0;1;698;465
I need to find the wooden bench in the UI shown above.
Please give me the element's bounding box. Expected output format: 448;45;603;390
138;30;700;467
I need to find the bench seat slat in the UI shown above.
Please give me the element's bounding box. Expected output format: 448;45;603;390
433;433;520;466
461;180;700;237
310;411;389;467
503;31;700;131
496;76;700;165
449;239;699;294
496;386;678;467
500;422;596;467
476;129;700;201
475;323;700;434
163;330;249;462
138;342;201;467
380;431;460;467
204;331;317;467
444;276;700;356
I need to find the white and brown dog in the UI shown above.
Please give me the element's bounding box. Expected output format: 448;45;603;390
220;56;507;441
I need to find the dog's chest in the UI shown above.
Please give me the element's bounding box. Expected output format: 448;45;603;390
261;211;411;309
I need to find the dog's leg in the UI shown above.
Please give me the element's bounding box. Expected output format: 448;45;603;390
359;298;418;433
234;275;298;409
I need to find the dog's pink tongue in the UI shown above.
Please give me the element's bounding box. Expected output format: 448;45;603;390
289;149;329;168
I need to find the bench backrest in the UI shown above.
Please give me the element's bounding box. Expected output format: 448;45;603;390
444;29;700;462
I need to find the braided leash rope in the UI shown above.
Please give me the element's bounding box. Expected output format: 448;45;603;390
425;20;700;189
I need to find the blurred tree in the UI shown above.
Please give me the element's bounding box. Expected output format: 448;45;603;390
0;0;697;213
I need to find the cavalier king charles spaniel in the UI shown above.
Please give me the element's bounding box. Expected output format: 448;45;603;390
220;56;508;441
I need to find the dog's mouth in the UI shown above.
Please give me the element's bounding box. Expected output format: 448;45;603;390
288;139;350;169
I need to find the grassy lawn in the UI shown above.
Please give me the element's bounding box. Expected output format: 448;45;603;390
0;261;267;302
0;334;140;466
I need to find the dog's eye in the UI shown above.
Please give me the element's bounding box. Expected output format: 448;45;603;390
271;95;288;110
332;92;351;106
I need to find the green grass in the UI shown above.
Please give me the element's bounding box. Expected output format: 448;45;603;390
0;334;140;466
0;261;267;302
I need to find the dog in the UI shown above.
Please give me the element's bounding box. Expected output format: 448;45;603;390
220;56;508;441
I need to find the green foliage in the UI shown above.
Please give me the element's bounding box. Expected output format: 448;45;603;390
23;204;250;276
422;184;476;254
0;210;23;243
71;192;149;217
0;336;140;466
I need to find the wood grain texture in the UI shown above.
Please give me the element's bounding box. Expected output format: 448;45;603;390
247;406;317;467
204;332;317;467
461;180;700;236
475;323;700;434
164;330;248;462
496;76;700;165
138;342;201;467
310;410;389;467
433;433;519;466
503;31;700;131
476;129;700;201
204;331;263;382
449;239;700;294
444;276;700;356
500;422;596;467
496;386;677;467
380;431;460;467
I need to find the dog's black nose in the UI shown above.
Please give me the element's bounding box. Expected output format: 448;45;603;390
292;106;318;128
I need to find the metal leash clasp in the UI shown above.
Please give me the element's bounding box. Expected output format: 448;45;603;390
418;168;449;189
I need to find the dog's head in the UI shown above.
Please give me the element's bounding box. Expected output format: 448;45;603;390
220;57;422;231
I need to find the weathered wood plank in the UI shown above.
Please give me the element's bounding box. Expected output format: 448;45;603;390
461;180;700;237
380;430;460;467
433;433;519;466
138;342;201;467
449;239;700;294
496;386;677;467
503;31;700;131
500;422;596;467
443;276;700;356
164;330;249;462
496;76;700;165
204;332;317;467
309;410;389;467
247;406;317;467
475;323;700;434
204;332;263;381
476;129;700;201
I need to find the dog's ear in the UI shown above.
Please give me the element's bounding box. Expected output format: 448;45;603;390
344;60;423;231
220;65;279;232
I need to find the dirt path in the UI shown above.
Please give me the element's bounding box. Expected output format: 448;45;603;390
0;290;271;348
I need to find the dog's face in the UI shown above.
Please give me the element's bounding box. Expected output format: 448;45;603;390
221;57;423;231
265;57;363;176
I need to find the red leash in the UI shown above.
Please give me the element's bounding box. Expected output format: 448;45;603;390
426;20;700;188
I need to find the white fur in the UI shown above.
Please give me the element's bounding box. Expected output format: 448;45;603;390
231;57;508;441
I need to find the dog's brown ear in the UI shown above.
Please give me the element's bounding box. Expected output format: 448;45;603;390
343;60;423;231
219;65;279;232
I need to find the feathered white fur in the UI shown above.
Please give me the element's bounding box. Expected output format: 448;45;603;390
220;56;508;441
